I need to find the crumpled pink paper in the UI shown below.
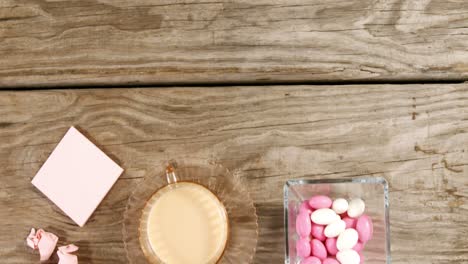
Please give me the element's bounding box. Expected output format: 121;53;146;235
26;228;59;261
57;244;79;264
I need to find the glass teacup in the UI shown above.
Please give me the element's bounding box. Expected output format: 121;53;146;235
139;164;229;264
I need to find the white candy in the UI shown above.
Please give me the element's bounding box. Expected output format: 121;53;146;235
347;198;365;218
324;219;346;238
337;249;360;264
337;228;359;251
332;198;349;214
311;208;340;225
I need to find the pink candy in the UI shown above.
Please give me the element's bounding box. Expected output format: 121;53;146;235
323;257;340;264
311;224;326;242
301;256;322;264
356;214;373;243
295;195;374;263
359;251;364;263
342;216;357;229
300;201;313;214
309;195;333;209
353;242;364;252
311;239;327;260
296;212;312;237
297;238;311;258
325;238;338;255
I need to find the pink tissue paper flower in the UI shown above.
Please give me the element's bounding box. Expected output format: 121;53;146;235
57;244;79;264
26;228;59;261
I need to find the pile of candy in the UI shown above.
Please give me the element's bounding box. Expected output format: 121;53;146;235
295;196;373;264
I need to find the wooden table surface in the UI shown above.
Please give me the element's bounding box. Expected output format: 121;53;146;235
2;0;468;87
2;1;468;264
1;86;468;264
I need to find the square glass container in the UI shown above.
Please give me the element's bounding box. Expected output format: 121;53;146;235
284;177;391;264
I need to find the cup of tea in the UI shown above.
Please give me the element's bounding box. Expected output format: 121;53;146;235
139;164;229;264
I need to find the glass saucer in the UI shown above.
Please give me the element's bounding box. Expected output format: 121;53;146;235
122;159;258;263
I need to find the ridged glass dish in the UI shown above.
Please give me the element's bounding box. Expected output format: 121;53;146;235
123;159;258;263
284;177;391;264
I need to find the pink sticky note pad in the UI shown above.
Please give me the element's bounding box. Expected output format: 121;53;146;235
32;127;123;227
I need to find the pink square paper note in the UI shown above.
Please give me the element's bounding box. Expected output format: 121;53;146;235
32;127;123;227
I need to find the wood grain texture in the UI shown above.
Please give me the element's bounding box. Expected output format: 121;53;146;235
2;0;468;88
1;84;468;263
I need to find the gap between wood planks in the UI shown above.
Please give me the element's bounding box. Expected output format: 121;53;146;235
0;79;467;91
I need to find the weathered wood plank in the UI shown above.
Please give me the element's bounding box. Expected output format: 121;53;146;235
2;0;468;87
1;84;468;263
